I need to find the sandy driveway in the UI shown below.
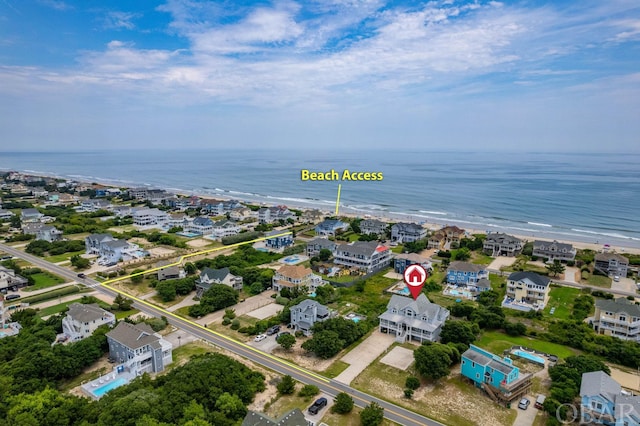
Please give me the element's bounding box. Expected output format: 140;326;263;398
487;256;517;271
333;331;395;384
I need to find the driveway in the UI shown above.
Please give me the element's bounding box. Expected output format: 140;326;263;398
612;277;636;293
512;399;539;426
487;256;517;271
248;333;280;353
334;331;395;384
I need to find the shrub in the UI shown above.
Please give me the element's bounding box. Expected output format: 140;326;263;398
231;319;240;330
222;318;231;326
298;384;319;398
276;375;296;395
404;388;414;399
405;376;420;390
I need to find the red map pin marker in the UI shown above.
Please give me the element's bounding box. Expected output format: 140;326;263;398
403;264;427;300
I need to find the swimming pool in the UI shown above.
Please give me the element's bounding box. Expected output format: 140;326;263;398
398;287;410;295
513;350;545;365
283;255;300;264
92;377;128;398
0;331;5;338
176;231;200;238
449;289;473;298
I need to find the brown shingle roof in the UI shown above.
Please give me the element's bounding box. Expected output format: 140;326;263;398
276;264;312;279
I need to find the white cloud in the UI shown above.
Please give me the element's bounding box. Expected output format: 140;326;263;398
104;11;140;30
38;0;71;11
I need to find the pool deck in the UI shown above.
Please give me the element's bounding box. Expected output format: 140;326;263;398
278;254;309;265
81;367;135;399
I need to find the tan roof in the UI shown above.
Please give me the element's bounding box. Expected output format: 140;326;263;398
276;264;312;279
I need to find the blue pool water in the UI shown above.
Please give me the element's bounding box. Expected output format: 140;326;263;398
92;378;128;397
513;350;545;365
283;255;300;264
176;231;200;238
309;292;316;297
0;331;6;338
257;248;268;252
399;287;410;295
352;318;361;323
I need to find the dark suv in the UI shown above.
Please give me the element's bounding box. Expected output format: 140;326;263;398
308;397;327;415
266;325;281;336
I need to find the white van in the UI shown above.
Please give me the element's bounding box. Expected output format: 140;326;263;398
535;394;546;409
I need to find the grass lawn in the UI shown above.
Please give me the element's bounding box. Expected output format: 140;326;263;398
475;331;577;359
44;250;85;263
321;360;350;378
37;297;85;317
584;274;612;288
337;271;397;316
174;306;193;318
322;273;359;283
165;341;215;372
471;253;494;265
543;286;581;319
23;271;66;291
151;293;190;309
391;244;404;254
321;407;401;426
115;309;140;319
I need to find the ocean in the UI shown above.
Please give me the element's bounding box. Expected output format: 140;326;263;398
0;150;638;248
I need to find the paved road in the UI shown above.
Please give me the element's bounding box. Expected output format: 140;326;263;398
0;243;444;426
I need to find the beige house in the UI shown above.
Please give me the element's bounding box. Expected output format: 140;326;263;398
427;225;465;249
272;265;323;293
592;298;640;342
503;272;551;311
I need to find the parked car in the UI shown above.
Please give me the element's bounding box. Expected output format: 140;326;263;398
254;334;267;342
308;397;328;415
614;275;620;282
534;394;546;409
266;325;281;336
5;294;21;301
518;398;530;410
77;273;86;279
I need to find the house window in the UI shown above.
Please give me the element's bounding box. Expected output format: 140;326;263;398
476;373;480;379
620;316;627;322
471;362;475;367
591;401;603;410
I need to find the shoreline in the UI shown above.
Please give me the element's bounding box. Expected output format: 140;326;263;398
7;168;640;255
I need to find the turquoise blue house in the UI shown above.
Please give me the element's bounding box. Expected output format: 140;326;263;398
580;371;640;426
461;345;531;405
265;230;294;249
446;261;488;285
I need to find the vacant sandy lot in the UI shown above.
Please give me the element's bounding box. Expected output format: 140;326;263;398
147;247;176;256
380;346;414;370
610;367;640;392
487;256;517;271
186;238;211;248
246;303;283;320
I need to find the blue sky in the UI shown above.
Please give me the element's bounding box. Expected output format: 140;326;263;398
1;0;639;151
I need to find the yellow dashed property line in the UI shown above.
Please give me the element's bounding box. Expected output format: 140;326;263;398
101;232;293;285
98;231;329;383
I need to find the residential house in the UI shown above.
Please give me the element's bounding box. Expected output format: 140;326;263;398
580;371;624;426
21;208;43;222
210;219;240;239
290;299;331;336
196;267;243;296
241;408;311;426
272;265;324;293
259;206;294;224
156;261;186;281
476;278;492;293
127;187;149;199
146;189;169;205
391;222;427;244
446;261;489;285
112;206;134;217
222;200;243;212
0;265;28;292
301;209;324;224
185;216;214;235
595;253;629;278
533;240;576;262
333;241;392;273
30;187;48;197
394;253;432;274
163;196;191;211
427;225;465;249
265;230;294;249
314;219;349;237
0;209;15;221
85;233;116;254
36;225;63;243
61;303;116;342
483;233;523;257
79;199;112;212
306;238;338;257
106;322;173;374
360;219;388;236
167;213;188;228
133;208;170;228
591;297;640;342
461;345;532;405
378;294;450;343
0;295;22;338
503;272;551;311
22;222;44;236
85;233;141;265
229;207;253;221
200;199;224;216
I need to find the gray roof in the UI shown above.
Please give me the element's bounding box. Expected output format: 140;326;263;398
615;395;640;419
580;371;621;402
317;219;347;228
87;233;114;243
485;233;521;244
241;408;308;426
386;293;444;318
192;216;213;226
66;303;112;323
361;219;387;227
307;238;336;248
21;208;41;216
448;261;485;273
337;241;381;257
200;267;231;283
102;240;129;250
595;253;629;264
596;297;640;317
476;278;492;290
534;240;574;251
507;271;551;287
291;299;329;317
39;225;59;232
213;219;237;227
392;222;423;232
106;321;161;350
462;346;517;375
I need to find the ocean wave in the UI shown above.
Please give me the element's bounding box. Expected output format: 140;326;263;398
571;229;640;242
527;222;552;227
419;210;448;216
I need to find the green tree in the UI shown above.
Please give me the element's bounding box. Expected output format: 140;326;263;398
215;392;247;419
276;375;296;395
70;254;91;269
276;333;296;350
439;321;478;346
319;248;332;262
404;388;414;399
414;343;455;380
405;376;420;390
477;289;501;307
453;247;471;261
298;384;319;398
360;402;384;426
504;321;527;336
182;400;206;422
156;281;177;302
546;260;566;277
301;330;345;359
184;262;197;275
9;215;21;228
130;269;145;284
332;392;354;414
